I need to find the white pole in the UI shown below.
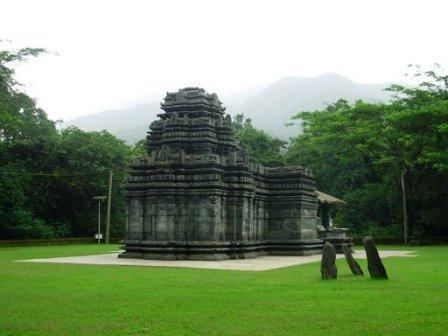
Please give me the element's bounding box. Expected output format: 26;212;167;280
98;200;101;244
105;169;113;244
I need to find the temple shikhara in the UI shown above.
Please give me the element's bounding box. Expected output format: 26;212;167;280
119;87;350;260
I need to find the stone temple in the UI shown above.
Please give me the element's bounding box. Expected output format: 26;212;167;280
119;87;347;260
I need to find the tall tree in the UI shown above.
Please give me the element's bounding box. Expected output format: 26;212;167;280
287;68;448;240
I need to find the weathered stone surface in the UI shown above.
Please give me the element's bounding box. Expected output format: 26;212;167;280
321;242;337;279
362;236;388;279
342;243;363;275
120;88;322;260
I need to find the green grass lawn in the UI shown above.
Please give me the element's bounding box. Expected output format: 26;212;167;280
0;244;447;336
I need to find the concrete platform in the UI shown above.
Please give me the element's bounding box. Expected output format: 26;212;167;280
17;250;416;271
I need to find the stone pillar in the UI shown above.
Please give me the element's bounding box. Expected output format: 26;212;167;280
342;243;363;276
363;236;388;279
321;242;337;280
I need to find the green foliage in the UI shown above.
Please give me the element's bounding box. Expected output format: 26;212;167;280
130;138;148;158
0;47;46;88
287;68;448;237
0;46;132;239
233;114;286;166
52;127;131;237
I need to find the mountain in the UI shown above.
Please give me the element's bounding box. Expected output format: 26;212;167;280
68;73;390;143
66;101;161;144
225;73;390;138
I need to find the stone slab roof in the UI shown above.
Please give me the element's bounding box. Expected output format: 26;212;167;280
315;190;346;205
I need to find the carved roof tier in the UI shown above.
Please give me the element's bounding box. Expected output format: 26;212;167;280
147;88;237;155
160;87;225;115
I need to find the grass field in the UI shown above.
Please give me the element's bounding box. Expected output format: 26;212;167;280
0;244;447;335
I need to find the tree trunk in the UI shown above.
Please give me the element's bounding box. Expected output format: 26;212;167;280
401;168;409;245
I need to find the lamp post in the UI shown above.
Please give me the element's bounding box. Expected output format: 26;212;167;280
93;196;107;243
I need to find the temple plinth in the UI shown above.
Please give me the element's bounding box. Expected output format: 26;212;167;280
119;87;323;260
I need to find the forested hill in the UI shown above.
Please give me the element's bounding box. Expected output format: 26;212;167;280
226;73;390;139
66;101;161;144
68;73;390;143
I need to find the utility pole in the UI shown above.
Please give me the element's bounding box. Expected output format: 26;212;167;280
401;168;409;245
105;169;113;244
97;199;101;244
93;196;106;243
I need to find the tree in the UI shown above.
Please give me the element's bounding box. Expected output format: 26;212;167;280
233;114;286;166
0;46;61;238
287;68;448;240
53;127;131;237
383;65;448;241
130;138;147;158
0;45;133;239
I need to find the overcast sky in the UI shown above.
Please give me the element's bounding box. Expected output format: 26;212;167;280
2;0;447;121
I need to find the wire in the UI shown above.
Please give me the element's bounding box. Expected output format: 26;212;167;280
0;169;110;177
